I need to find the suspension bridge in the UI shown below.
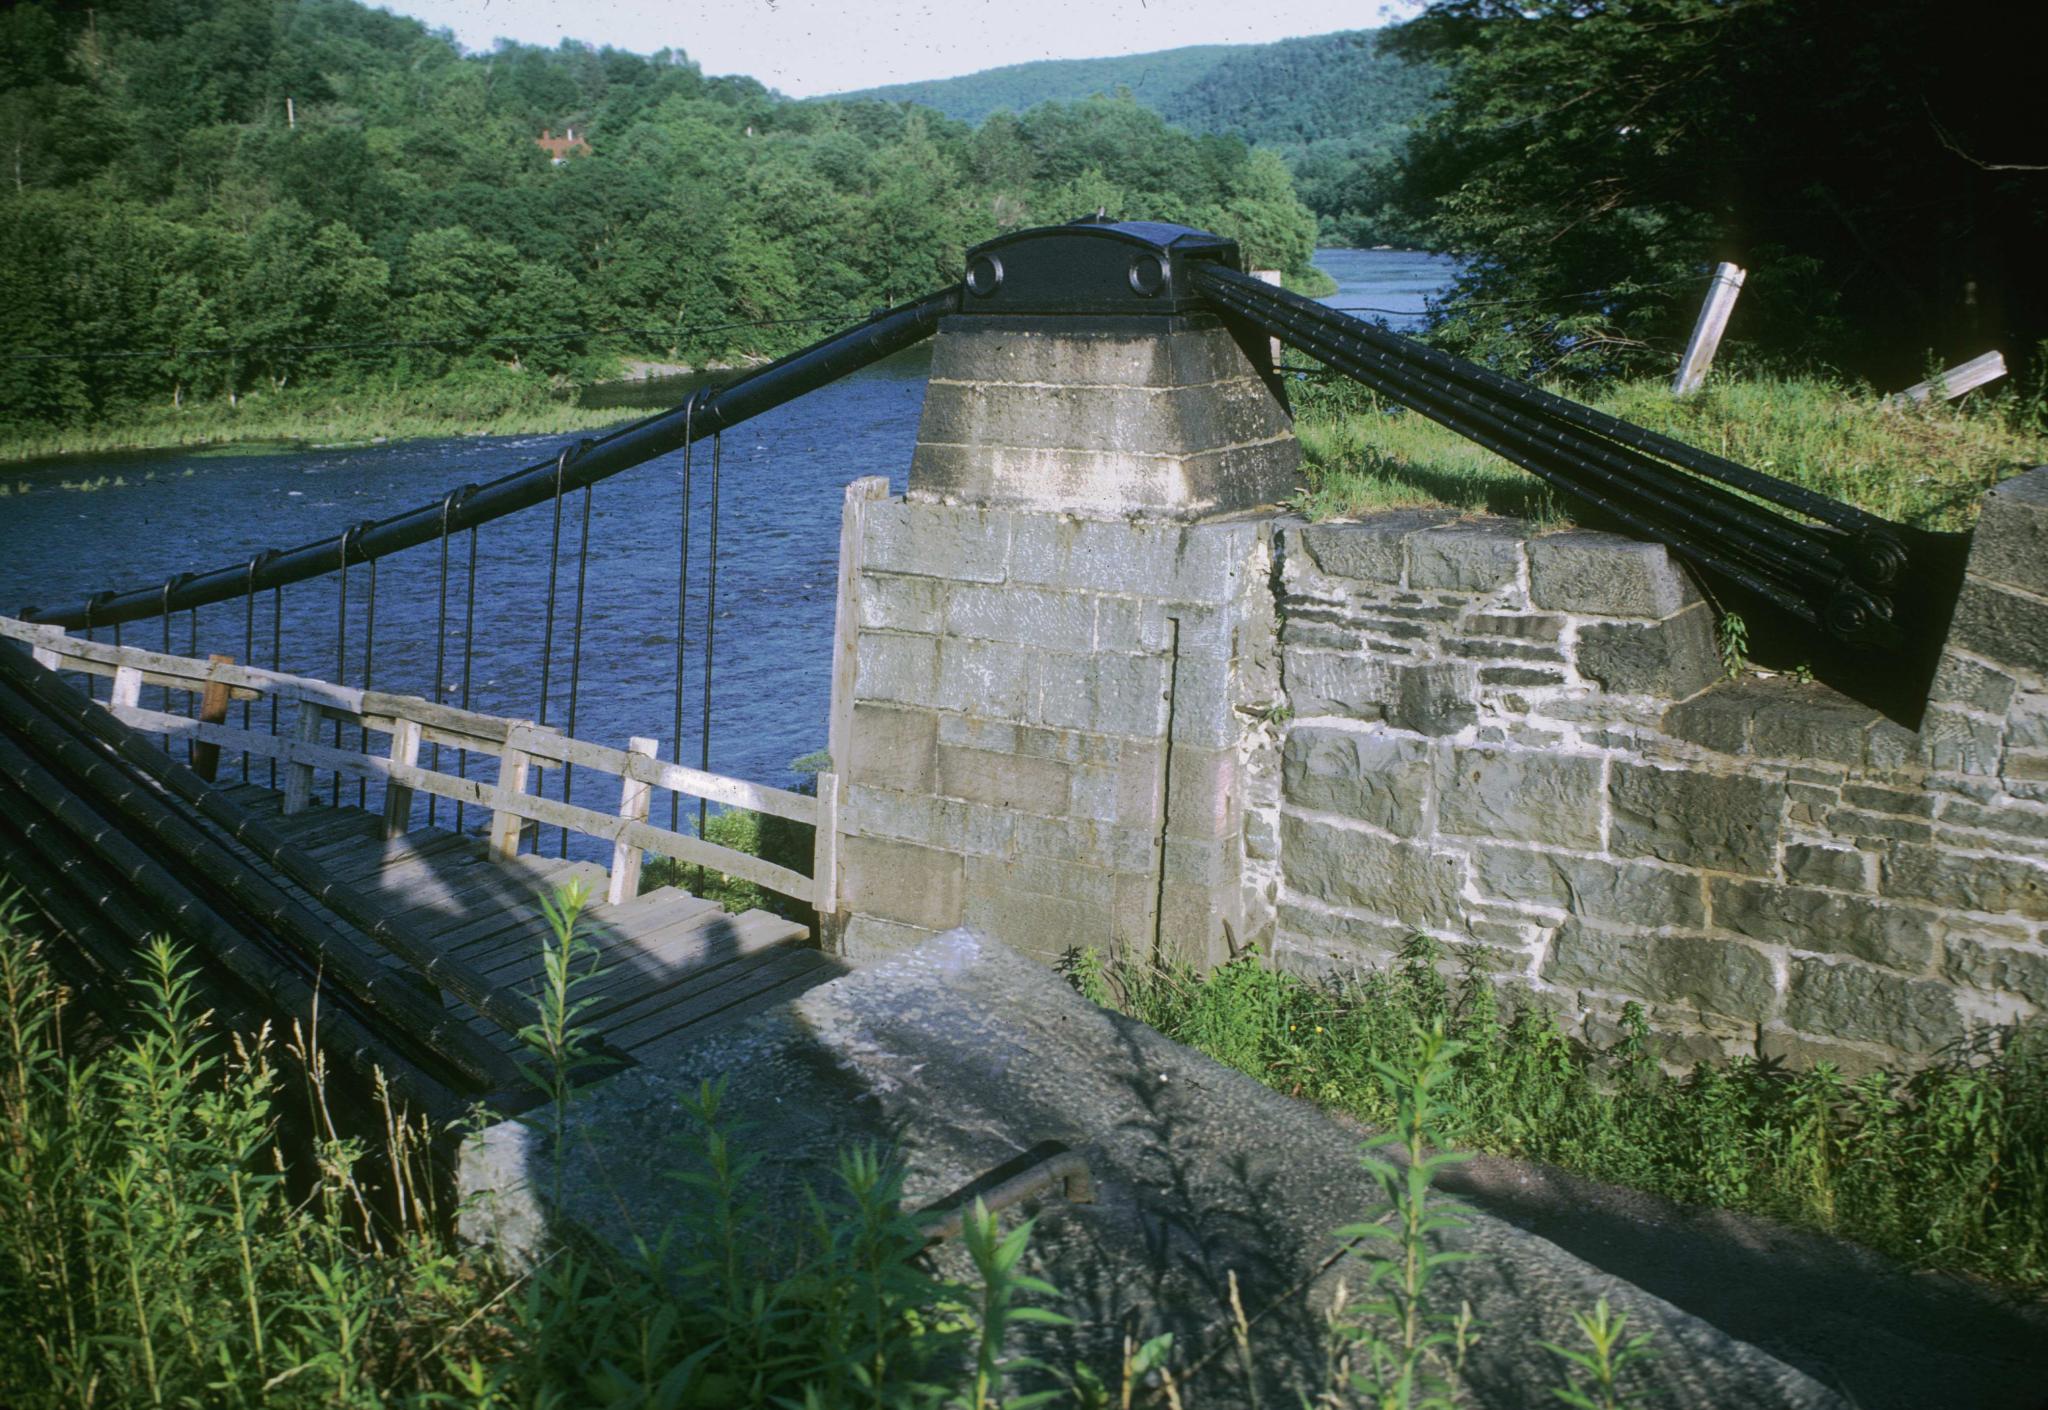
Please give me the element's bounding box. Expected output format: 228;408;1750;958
0;217;1980;1116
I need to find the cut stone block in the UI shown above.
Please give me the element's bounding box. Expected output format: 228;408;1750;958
1528;529;1703;617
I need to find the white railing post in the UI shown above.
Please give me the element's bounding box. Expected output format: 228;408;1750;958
110;665;143;711
380;715;423;840
487;730;536;860
607;736;658;906
280;701;325;815
812;769;840;918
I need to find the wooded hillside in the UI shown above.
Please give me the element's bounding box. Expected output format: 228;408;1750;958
0;0;1320;433
833;30;1443;246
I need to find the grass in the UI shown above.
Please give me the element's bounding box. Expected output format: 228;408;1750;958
1289;373;2048;530
0;369;635;463
0;888;1069;1407
1066;936;2048;1294
0;883;1670;1407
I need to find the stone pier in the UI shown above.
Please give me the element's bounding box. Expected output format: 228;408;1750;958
832;308;1300;967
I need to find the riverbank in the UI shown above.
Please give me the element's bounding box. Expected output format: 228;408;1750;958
1292;374;2048;530
0;372;640;464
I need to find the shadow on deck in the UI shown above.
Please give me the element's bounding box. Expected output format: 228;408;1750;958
216;783;842;1069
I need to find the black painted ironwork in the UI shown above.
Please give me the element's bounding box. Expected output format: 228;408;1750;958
1187;261;1970;720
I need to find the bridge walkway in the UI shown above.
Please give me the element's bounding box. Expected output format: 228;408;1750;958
0;621;846;1111
210;783;831;1064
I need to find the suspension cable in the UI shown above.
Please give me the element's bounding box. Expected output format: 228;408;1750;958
670;393;698;832
697;431;723;859
28;287;959;631
560;481;594;859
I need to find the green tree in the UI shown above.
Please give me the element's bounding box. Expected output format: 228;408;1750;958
1386;0;2047;383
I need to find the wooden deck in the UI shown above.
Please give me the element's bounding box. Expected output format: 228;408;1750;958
214;782;840;1065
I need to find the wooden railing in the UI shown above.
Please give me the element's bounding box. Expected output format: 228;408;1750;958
1;617;839;914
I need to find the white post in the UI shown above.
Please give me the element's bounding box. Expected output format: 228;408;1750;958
110;665;143;710
280;701;325;816
487;736;535;860
1891;350;2007;405
812;770;840;918
1672;262;1747;396
606;736;658;906
380;716;423;840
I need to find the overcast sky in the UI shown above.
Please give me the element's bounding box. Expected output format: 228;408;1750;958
374;1;1404;98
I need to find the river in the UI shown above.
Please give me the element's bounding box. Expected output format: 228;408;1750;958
0;250;1453;811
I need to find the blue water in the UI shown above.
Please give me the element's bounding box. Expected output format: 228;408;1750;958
0;250;1454;813
1314;247;1457;330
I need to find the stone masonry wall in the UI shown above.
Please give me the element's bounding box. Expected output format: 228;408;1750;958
836;499;1280;968
1267;469;2048;1073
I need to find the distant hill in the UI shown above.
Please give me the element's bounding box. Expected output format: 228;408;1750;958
830;45;1242;128
829;31;1442;244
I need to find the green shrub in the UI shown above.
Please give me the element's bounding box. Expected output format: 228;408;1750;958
1078;936;2048;1290
0;890;1058;1407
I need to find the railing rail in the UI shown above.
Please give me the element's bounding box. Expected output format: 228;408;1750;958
2;617;839;915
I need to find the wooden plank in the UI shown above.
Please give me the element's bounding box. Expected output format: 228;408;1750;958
380;716;423;840
416;719;525;754
359;689;543;744
1672;262;1747;396
438;906;552;958
357;874;509;932
493;780;815;903
607;736;657;906
648;957;837;1051
1891;350;2007;404
294;809;398;854
596;942;816;1048
324;832;476;885
1;618;534;748
110;664;142;711
477;891;754;993
826;477;890;783
584;906;807;1007
506;725;815;825
0;620;358;710
639;756;816;824
603;945;825;1052
445;870;691;969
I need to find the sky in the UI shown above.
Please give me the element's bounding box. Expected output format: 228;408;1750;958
372;1;1402;98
